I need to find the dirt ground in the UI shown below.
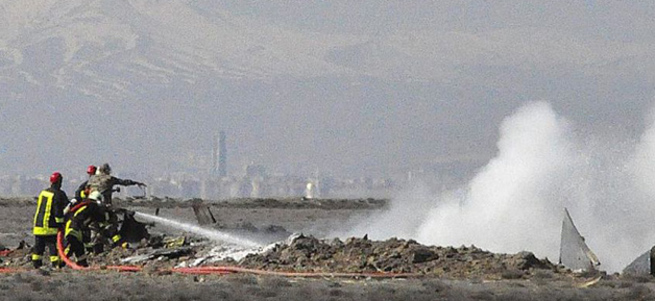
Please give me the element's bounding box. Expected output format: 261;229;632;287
2;197;655;300
3;270;655;301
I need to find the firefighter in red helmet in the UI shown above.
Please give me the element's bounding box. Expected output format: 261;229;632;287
32;172;69;268
74;165;97;202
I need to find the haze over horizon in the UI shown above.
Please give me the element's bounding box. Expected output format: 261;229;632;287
1;1;654;181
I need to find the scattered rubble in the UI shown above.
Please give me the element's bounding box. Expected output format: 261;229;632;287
0;197;604;281
0;232;580;280
238;234;570;280
121;246;194;264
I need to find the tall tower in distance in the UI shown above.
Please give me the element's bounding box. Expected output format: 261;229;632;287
211;133;218;176
211;131;227;177
218;130;227;177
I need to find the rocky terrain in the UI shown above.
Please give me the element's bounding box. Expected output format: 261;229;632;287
1;197;654;300
239;235;562;278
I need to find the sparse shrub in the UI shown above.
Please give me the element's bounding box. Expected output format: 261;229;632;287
258;275;292;287
253;288;277;298
599;280;617;288
501;269;525;280
196;287;230;300
627;284;652;300
11;273;29;283
507;281;527;288
468;290;496;301
622;274;653;283
14;289;45;301
29;281;42;292
328;289;343;297
224;274;258;286
326;281;341;288
421;279;450;293
619;281;634;288
496;290;535;301
532;270;554;279
532;278;548;286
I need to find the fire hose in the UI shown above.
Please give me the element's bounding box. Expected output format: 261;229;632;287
54;231;420;278
55;231;160;273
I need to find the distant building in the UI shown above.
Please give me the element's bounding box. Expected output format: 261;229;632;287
211;131;227;177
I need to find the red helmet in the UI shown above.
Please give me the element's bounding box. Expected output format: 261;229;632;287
50;172;62;184
87;165;97;175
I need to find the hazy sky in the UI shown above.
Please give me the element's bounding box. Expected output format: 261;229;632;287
3;0;655;273
1;1;654;180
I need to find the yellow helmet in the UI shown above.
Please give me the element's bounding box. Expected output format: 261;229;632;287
88;191;103;202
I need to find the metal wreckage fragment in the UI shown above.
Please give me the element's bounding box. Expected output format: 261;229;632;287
559;208;600;272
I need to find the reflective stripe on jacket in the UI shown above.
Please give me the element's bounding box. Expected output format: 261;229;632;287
33;191;57;235
64;201;106;241
33;187;68;236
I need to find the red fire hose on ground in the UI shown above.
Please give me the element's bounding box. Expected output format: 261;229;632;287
56;231;153;273
0;232;423;278
0;232;419;278
54;231;420;278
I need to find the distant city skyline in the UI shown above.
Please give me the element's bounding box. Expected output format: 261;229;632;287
1;1;654;180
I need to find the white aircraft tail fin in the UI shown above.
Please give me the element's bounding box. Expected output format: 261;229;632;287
559;208;600;271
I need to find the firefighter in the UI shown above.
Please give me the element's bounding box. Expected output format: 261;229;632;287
90;209;129;253
87;163;146;205
64;191;108;267
32;172;69;268
73;165;97;202
85;163;145;251
65;166;96;254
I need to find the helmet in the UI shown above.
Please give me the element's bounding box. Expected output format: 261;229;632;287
99;163;111;175
88;191;103;202
87;165;97;175
49;172;62;184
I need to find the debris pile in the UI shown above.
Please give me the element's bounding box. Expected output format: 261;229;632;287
0;233;586;280
238;235;566;279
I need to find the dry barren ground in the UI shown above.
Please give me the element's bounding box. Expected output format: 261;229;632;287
2;270;655;301
1;197;654;300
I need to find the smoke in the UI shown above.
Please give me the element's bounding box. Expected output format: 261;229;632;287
338;181;440;240
348;100;655;272
417;101;578;258
630;108;655;197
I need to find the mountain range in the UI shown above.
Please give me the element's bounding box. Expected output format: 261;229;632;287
1;0;654;179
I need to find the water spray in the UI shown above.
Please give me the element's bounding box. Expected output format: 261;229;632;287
134;212;261;248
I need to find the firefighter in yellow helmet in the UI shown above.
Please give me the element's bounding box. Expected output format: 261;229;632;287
32;172;69;268
64;191;107;267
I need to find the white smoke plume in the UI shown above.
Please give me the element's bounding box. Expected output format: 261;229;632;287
339;181;438;240
630;108;655;197
346;100;655;272
417;101;578;259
